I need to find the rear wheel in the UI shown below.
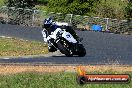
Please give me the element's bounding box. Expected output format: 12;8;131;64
57;41;73;57
78;45;86;57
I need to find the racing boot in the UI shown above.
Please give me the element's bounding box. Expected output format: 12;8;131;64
41;29;48;42
47;40;57;52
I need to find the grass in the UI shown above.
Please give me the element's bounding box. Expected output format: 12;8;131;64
0;65;132;88
0;71;131;88
0;37;48;56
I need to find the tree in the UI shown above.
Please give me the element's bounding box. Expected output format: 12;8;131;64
36;0;48;5
7;0;36;8
125;2;132;20
47;0;98;15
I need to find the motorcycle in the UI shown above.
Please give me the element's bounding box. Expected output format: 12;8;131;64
42;24;86;57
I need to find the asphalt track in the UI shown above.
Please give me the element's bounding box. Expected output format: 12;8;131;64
0;24;132;65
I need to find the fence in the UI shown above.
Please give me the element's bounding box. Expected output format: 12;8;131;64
0;6;131;34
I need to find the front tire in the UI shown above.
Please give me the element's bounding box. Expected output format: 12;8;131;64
57;41;73;57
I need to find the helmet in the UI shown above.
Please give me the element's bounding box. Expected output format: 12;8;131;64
42;17;53;29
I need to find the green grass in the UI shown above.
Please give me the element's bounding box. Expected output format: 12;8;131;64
0;72;131;88
0;37;48;56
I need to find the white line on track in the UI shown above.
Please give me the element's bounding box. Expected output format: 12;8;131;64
0;36;12;39
0;51;64;59
3;58;10;59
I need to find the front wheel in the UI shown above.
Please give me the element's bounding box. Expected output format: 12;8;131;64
57;41;73;57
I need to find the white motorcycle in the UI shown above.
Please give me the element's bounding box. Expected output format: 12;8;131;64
42;23;86;57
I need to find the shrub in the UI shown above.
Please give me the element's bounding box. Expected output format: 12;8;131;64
47;0;98;15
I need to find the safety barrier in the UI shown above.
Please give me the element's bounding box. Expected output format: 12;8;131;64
0;6;131;34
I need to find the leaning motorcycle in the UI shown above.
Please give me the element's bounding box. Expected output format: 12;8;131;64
42;25;86;57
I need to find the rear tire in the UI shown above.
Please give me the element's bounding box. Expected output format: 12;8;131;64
78;45;86;57
57;41;73;57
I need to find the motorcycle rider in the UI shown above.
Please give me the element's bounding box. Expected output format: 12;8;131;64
41;17;57;52
41;17;79;52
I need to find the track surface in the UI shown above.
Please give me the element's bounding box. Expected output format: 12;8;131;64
0;24;132;65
